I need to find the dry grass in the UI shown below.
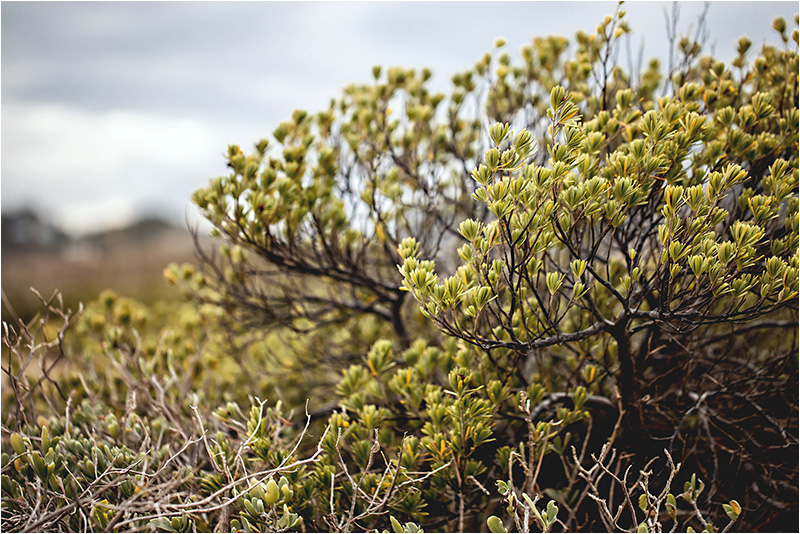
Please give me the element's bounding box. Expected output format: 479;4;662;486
2;224;200;323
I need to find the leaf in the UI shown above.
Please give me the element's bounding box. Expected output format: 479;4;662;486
390;516;404;533
487;515;508;533
723;500;742;520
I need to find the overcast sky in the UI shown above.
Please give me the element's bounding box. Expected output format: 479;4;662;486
2;1;797;237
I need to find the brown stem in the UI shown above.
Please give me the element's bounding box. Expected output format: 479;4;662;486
391;294;411;349
609;315;635;409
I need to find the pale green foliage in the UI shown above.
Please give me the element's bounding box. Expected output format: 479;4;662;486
3;8;798;534
400;84;797;358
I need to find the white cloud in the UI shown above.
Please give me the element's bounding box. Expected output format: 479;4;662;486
2;1;796;238
1;103;239;236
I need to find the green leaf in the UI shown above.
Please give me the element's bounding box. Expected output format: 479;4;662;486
487;515;508;533
390;516;404;533
638;493;648;512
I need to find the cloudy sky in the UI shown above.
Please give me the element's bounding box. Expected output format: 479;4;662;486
2;1;797;237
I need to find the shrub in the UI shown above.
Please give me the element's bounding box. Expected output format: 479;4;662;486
3;8;798;533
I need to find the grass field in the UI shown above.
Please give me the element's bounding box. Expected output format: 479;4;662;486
1;219;200;324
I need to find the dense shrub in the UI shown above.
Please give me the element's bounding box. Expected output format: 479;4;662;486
3;8;798;533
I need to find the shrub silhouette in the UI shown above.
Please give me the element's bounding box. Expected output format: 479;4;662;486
3;8;798;533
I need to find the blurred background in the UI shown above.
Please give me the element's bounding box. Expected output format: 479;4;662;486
2;1;797;321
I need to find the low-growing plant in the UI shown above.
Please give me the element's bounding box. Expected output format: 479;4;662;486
3;6;798;533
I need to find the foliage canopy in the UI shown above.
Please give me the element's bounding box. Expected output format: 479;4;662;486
3;7;799;533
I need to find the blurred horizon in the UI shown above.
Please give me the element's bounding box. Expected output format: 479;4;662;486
2;1;798;238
